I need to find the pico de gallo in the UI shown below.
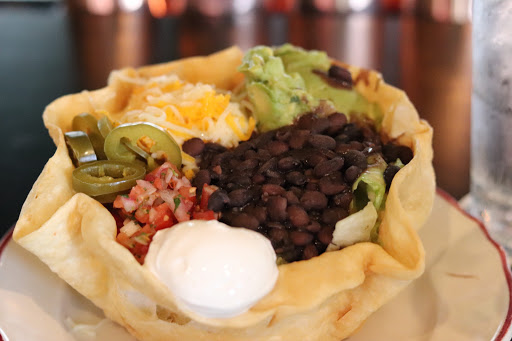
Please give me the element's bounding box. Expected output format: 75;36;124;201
112;162;218;264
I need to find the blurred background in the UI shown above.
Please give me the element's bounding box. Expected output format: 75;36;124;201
0;0;472;232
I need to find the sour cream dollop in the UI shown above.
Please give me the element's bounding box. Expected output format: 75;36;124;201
144;220;279;318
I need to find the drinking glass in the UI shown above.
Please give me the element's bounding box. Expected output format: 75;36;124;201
465;0;512;257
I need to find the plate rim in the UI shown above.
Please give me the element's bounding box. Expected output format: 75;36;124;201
436;188;512;340
1;188;511;340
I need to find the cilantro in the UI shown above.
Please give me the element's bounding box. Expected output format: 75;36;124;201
173;197;181;212
290;95;300;103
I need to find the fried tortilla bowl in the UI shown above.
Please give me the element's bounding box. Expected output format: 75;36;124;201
13;47;435;341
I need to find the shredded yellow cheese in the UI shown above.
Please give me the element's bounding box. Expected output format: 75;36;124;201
115;73;255;148
107;72;256;176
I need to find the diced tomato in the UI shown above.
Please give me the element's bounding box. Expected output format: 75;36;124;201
134;205;151;224
113;162;223;265
149;203;175;230
200;184;217;210
179;186;197;205
131;243;150;264
116;232;134;249
192;210;216;220
114;195;138;213
140;223;156;236
174;199;193;222
129;185;146;201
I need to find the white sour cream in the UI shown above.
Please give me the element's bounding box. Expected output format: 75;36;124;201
144;220;278;318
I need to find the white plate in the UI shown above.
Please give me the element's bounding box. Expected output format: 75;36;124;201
1;191;511;341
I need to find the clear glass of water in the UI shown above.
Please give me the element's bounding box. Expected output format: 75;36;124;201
466;0;512;257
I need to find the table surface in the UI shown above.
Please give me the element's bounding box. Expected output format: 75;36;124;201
0;2;472;236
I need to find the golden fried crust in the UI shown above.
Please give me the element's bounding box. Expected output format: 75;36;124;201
14;47;435;341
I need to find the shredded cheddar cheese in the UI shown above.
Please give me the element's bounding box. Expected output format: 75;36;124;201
107;72;256;176
114;73;255;148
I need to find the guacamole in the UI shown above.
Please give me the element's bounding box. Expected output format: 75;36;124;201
238;44;382;131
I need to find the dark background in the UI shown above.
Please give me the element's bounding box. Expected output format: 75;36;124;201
0;1;472;236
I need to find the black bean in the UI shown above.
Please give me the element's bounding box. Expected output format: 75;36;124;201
384;165;401;190
317;226;334;245
254;131;276;148
303;244;319;260
283;191;300;205
305;221;322;233
318;173;348;195
267;221;285;230
244;149;257;160
210;152;229;167
344;165;362;183
257;157;277;174
318;148;338;160
286;171;308;186
322;207;349;225
248;206;267;223
310;117;330;134
397;145;414;164
252;173;266;184
265;170;282;178
289;186;303;198
228;158;241;169
332;192;353;209
343;150;367;169
267;196;288;222
300;191;328;210
304;153;327;168
335;143;351;154
266;140;290;156
305;182;319;191
382;143;399;163
207;190;230;212
256;148;272;161
289;130;310;149
228;175;251;188
335;133;350;144
349;141;364;151
182;137;205;156
328;65;353;87
341;123;363;141
314;157;344;177
290;231;314;246
204;142;227;153
297;113;315;130
275;126;292;141
269;228;287;243
231;213;259;230
234;141;254;155
192;169;211;190
287;205;310;228
308;134;336;150
278;156;301;171
228;189;253;207
327;112;348;135
261;184;286;196
239;158;259;170
267;176;286;186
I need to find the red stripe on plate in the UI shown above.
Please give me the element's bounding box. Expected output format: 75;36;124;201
0;227;13;261
437;188;512;340
0;228;11;341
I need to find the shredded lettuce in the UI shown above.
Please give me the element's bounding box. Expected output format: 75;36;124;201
327;202;378;251
351;154;388;212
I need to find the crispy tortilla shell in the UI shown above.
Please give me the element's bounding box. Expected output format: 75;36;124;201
14;47;435;341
